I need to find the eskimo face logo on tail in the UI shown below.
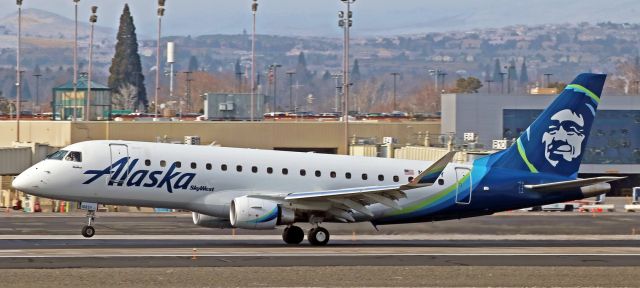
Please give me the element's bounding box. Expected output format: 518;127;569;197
541;109;586;167
82;157;196;193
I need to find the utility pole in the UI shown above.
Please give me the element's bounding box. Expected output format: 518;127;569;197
269;64;281;120
390;72;400;111
86;6;97;121
155;0;166;119
250;0;258;121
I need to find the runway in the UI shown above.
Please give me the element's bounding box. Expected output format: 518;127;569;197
1;213;639;287
0;234;638;268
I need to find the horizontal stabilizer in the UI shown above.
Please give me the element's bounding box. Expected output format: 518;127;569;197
524;176;625;193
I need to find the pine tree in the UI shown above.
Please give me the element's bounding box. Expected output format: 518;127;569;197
188;56;199;72
108;4;148;110
351;59;361;82
492;58;502;82
295;52;312;83
519;58;529;85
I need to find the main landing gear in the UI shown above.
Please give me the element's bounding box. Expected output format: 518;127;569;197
281;225;331;246
81;209;96;238
282;225;304;244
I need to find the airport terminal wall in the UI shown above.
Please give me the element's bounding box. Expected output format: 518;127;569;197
0;120;440;154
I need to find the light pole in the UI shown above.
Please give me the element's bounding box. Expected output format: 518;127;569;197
250;0;258;121
182;71;193;113
155;0;166;119
331;73;342;113
544;73;553;88
499;72;507;94
428;68;440;94
16;0;22;142
390;72;400;111
167;42;176;119
86;6;97;121
286;71;295;111
338;0;355;154
33;73;41;114
72;0;79;121
485;79;494;93
269;64;281;120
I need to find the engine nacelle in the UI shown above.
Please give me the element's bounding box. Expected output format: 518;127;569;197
229;196;294;229
192;212;233;229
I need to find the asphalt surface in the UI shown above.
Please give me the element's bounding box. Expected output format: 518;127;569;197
1;211;639;235
1;212;639;287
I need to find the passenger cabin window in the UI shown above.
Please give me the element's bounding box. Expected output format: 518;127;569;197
236;165;243;172
282;168;289;175
408;177;414;182
315;170;321;177
206;163;212;170
47;150;68;160
221;164;228;171
438;179;445;185
175;161;182;168
330;171;336;178
160;160;167;167
362;173;368;180
393;175;400;182
145;159;151;166
191;162;197;169
300;169;306;176
345;172;352;179
65;151;82;162
252;166;258;173
267;167;273;174
378;175;384;181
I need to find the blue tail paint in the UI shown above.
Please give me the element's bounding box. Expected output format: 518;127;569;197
489;73;606;178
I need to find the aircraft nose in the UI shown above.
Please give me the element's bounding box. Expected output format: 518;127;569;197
12;169;36;193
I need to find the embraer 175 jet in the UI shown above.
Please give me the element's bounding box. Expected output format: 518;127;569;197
13;73;623;245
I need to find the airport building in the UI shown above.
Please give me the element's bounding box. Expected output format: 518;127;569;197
441;92;640;194
203;93;269;120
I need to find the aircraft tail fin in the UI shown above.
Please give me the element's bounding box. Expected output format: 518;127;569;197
490;73;606;178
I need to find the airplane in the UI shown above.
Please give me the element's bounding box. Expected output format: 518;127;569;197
12;73;624;246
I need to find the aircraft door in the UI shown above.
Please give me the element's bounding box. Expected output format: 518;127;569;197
109;144;129;184
455;167;472;205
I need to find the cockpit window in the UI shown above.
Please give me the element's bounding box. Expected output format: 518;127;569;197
46;150;68;160
65;151;82;162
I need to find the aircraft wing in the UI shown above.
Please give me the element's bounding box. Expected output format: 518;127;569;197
249;152;457;222
524;176;626;193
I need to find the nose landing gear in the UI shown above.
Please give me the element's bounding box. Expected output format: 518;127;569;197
81;209;96;238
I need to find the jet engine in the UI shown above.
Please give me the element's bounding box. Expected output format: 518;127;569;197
229;196;295;229
192;212;233;229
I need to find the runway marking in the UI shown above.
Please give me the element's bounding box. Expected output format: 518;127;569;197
1;253;640;258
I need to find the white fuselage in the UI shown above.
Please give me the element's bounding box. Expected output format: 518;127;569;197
14;140;467;222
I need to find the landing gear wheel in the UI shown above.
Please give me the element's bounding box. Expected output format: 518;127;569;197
81;225;95;238
282;225;304;244
308;227;330;246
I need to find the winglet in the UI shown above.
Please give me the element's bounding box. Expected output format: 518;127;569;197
403;151;456;188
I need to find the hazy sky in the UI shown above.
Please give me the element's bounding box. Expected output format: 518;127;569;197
3;0;640;38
